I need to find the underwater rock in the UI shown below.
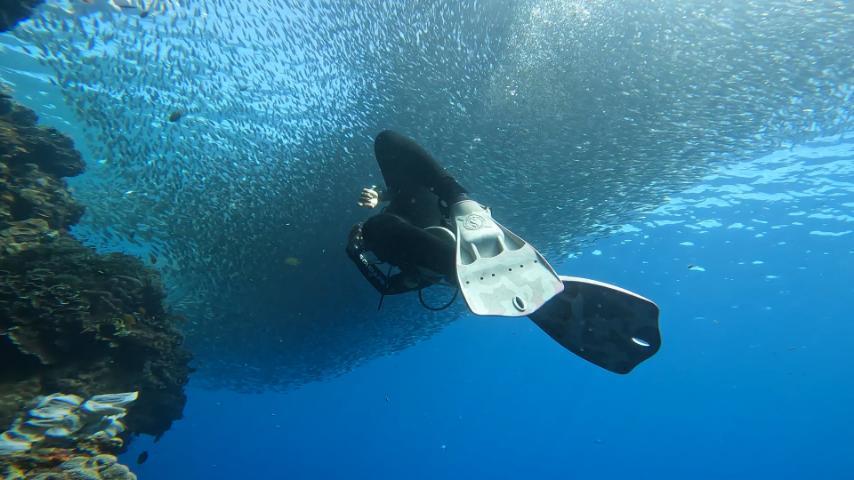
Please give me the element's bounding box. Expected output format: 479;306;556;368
0;0;43;32
0;93;85;178
1;93;85;257
2;450;137;479
0;95;191;442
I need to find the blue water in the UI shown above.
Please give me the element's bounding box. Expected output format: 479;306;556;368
119;136;854;479
2;1;852;478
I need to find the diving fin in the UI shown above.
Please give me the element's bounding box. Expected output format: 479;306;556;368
451;200;563;316
528;276;661;374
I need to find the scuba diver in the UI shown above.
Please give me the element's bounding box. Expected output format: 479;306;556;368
346;130;466;297
346;130;662;374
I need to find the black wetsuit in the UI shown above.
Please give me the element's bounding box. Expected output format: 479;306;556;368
347;130;468;295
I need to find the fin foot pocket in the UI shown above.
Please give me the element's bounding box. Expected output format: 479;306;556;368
451;200;563;316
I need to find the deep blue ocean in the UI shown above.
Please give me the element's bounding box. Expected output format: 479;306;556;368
1;1;852;479
115;135;851;479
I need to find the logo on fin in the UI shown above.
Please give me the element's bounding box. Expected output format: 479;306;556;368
463;214;485;230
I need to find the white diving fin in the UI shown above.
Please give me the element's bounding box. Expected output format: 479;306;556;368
451;200;564;317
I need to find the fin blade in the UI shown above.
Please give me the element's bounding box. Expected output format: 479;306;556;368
528;276;661;374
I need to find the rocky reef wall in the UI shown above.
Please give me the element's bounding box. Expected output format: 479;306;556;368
0;90;191;458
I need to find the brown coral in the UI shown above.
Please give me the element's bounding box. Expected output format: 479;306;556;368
0;237;192;437
1;93;85;257
0;93;84;178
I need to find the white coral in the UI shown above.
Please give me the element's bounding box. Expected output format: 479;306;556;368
0;432;30;455
0;391;138;457
88;392;138;406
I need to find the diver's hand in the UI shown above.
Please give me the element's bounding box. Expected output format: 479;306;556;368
358;186;379;208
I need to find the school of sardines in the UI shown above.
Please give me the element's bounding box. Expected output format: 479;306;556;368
5;0;851;390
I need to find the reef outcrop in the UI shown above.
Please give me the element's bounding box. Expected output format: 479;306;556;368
0;90;191;464
0;94;85;257
0;0;43;32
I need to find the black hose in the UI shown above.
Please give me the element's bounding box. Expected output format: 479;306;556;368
418;286;459;311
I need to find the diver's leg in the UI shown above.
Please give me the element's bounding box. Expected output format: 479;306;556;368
374;130;468;205
363;213;454;278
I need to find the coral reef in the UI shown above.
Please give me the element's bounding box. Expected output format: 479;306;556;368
0;392;137;479
1;92;85;257
0;0;43;32
0;93;191;442
0;237;191;435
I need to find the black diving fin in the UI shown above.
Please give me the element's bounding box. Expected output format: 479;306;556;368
528;276;661;374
